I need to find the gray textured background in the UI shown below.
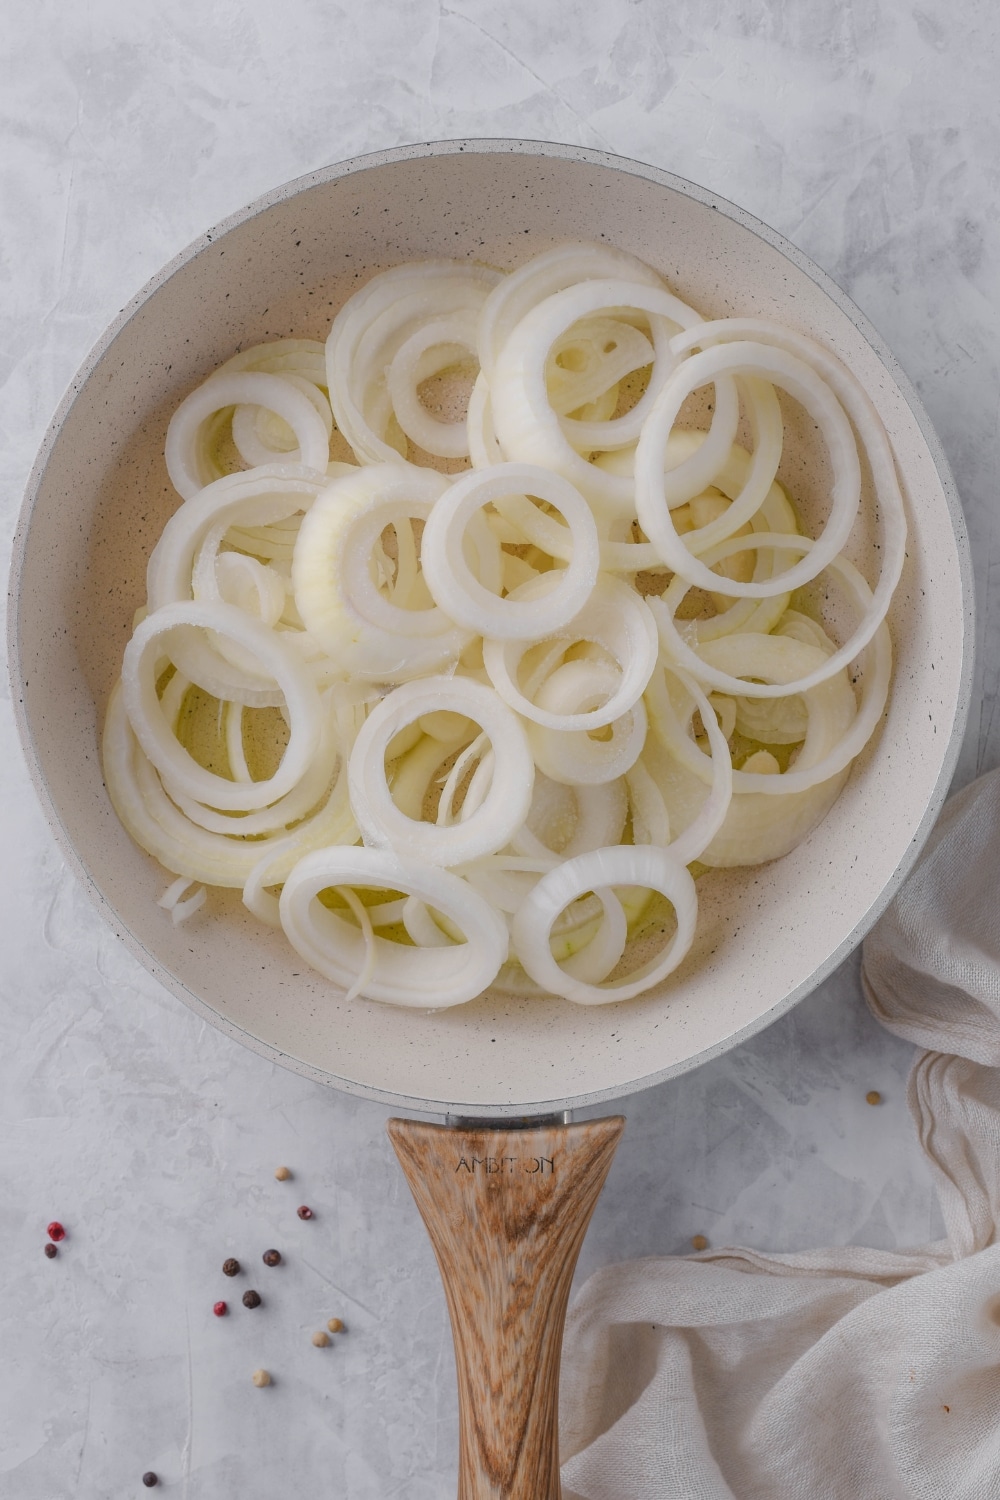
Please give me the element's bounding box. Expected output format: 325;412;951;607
2;1;998;1494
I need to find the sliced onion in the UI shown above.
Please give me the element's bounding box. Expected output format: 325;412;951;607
326;261;501;467
165;691;341;836
511;845;698;1004
348;676;535;865
548;316;655;451
165;372;331;498
659;667;733;867
652;533;891;704
231;374;333;467
491;278;707;514
386;312;479;458
216;338;328;384
103;684;355;891
402;896;455;948
467;371;505;469
527;662;649;786
292;464;474;682
635;342;859;595
122;601;322;812
559;887;628;984
478;241;667;380
625;759;671;847
669;316;907;624
278;847;508;1007
148;465;328;612
511;773;628;859
420;463;600;639
483;574;658;731
158;876;207;925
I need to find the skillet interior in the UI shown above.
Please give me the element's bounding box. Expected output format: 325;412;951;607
9;140;972;1116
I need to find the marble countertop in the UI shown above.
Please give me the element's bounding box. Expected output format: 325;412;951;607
2;1;998;1493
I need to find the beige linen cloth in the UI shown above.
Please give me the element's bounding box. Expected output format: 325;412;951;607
559;768;1000;1499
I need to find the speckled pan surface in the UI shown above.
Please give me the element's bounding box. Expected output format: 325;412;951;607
9;140;973;1117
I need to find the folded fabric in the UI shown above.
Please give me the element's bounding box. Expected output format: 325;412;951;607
559;768;1000;1499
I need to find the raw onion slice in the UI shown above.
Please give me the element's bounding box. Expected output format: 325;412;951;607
157;875;206;924
483;574;659;731
511;773;628;859
293;465;476;682
652;532;891;704
700;772;849;867
710;624;890;799
402;895;455;948
559;887;628;984
230;374;333;468
122;600;322;812
455;853;557;920
386;312;479;458
490;278;707;514
348;676;534;865
164;692;341;837
511;845;698;1004
659;667;734;867
333;886;377;1002
148;465;328;612
673;376;783;556
389;723;475;821
205;551;287;627
676;444;799;642
527;661;649;786
625;759;671;847
548;316;656;452
635;342;859;595
478;241;667;380
146;466;341;705
278;847;509;1007
420;463;600;639
701;623;856;866
216;337;328;384
546;317;653;414
642;626;857;868
326;260;501;467
467;372;504;469
594;417;793;584
436;733;489;826
648;580;888;798
165;372;332;499
103;683;355;889
185;544;292;691
669;316;907;625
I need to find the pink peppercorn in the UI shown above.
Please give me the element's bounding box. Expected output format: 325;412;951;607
297;1205;314;1220
213;1301;228;1318
47;1222;66;1242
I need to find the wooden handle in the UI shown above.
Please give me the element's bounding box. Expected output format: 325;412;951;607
388;1115;624;1500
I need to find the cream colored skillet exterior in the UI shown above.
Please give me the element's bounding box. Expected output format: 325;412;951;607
8;140;973;1118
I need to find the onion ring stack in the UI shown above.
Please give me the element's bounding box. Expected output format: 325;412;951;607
103;243;903;1010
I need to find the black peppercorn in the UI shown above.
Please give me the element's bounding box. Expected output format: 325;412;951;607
142;1474;159;1488
222;1257;240;1277
262;1249;282;1267
242;1289;262;1309
44;1243;58;1260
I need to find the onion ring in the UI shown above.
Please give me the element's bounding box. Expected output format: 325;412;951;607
511;845;698;1005
279;846;509;1007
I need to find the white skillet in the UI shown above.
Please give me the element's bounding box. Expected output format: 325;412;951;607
8;141;973;1496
